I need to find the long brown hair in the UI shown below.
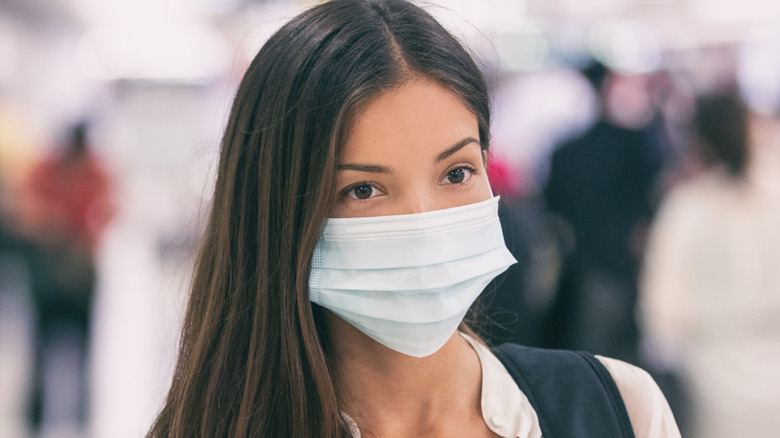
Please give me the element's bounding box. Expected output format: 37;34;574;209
148;1;491;436
694;92;749;177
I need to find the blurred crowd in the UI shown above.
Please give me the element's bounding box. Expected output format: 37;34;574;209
481;59;780;437
1;1;780;437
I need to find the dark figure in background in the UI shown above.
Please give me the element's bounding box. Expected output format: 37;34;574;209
478;158;568;348
478;197;567;348
543;63;663;364
20;122;114;431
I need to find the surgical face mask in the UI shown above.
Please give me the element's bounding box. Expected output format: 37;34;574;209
309;196;516;358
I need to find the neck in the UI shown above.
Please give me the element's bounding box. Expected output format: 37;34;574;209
326;312;483;436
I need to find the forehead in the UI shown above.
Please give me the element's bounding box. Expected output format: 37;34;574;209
342;79;479;161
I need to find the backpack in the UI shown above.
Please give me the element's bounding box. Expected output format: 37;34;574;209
491;343;635;438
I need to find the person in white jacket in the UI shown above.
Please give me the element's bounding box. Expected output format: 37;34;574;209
640;92;780;438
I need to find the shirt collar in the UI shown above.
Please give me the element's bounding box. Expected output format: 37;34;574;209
461;332;542;438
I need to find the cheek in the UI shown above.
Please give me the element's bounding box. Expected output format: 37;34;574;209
477;173;494;198
446;173;493;207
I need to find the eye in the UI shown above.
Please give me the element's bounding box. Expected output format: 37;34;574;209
442;166;476;185
343;183;383;200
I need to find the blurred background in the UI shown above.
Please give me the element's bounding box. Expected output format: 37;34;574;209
0;0;778;437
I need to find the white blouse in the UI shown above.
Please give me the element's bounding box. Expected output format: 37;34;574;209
346;333;681;437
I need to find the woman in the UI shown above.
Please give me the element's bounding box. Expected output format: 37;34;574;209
641;93;780;437
150;1;679;436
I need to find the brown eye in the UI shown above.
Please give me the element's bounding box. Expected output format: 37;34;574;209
447;168;466;184
341;182;385;201
351;184;373;199
441;166;476;185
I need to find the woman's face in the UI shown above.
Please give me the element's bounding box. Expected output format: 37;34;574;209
332;79;492;218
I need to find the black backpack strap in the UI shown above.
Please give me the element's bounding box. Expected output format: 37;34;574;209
491;343;635;438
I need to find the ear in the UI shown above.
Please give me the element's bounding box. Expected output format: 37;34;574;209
481;149;489;167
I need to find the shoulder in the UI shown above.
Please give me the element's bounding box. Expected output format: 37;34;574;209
651;174;731;240
492;344;633;436
662;171;734;210
492;344;681;437
596;356;681;438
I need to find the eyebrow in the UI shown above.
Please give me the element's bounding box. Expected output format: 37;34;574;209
336;137;482;174
436;137;481;162
336;163;392;173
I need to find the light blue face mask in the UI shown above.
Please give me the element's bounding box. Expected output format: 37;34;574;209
309;196;517;358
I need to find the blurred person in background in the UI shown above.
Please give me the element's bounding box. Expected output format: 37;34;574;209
0;123;28;438
640;92;780;438
0;101;40;438
543;62;664;365
19;121;115;434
